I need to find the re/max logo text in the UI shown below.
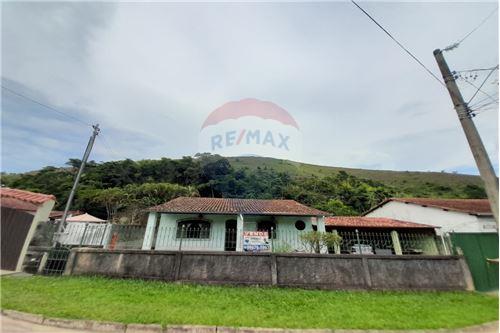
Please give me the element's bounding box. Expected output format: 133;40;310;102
211;129;290;151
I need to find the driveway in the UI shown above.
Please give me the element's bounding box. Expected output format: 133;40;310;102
0;315;94;333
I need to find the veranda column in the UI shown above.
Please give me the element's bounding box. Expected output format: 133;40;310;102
142;212;158;250
236;214;244;252
391;230;403;255
317;216;328;254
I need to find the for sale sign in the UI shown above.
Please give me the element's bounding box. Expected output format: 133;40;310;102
243;231;271;252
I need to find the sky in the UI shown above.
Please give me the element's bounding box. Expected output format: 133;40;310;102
1;1;498;175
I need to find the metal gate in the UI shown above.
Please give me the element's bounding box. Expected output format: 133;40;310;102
450;232;499;292
1;207;33;270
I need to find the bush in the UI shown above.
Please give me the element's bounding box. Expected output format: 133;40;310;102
299;231;341;254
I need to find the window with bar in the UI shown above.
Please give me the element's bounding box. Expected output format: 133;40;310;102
176;220;211;239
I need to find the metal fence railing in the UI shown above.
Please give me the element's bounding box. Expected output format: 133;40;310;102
337;229;447;255
337;230;395;255
28;222;449;275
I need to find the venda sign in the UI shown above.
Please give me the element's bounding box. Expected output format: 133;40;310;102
198;98;302;160
243;231;271;252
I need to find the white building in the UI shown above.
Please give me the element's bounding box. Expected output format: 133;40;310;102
364;198;497;235
142;197;328;252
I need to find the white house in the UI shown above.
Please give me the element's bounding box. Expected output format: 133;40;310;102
364;198;497;235
142;197;328;252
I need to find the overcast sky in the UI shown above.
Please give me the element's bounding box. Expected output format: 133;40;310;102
2;1;498;174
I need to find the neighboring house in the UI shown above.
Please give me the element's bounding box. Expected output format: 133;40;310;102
364;198;497;234
0;187;55;271
365;198;498;291
324;216;440;255
142;197;328;252
58;213;110;246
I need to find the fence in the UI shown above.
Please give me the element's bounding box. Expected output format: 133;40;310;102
30;223;447;276
337;229;447;256
31;223;146;275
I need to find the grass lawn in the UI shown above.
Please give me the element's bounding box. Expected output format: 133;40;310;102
1;276;498;330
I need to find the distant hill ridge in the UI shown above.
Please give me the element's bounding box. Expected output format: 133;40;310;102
227;156;484;191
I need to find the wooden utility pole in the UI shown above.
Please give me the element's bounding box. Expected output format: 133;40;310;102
54;124;100;244
434;49;499;225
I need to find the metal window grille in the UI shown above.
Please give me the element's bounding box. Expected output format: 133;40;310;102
337;230;394;255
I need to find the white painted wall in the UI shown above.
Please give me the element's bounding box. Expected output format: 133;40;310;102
366;201;497;234
151;213;315;252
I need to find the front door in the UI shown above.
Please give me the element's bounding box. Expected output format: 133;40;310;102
224;220;237;251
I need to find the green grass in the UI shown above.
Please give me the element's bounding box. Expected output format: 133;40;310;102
1;276;498;329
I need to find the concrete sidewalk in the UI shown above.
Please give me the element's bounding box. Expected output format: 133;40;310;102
1;311;498;333
1;315;94;333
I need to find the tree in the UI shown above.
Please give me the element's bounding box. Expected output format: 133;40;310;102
319;199;358;216
92;187;128;221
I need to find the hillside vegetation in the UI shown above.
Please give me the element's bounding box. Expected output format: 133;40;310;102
228;156;485;198
1;154;486;222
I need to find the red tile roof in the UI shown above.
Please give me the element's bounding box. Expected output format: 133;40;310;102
149;197;328;216
49;210;81;219
365;198;492;215
325;216;435;229
1;197;40;211
0;188;55;209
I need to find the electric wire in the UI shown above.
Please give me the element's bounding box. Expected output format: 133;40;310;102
98;133;128;161
454;66;499;74
1;85;92;127
456;7;498;46
469;92;499;109
463;78;499;105
466;65;499;104
351;0;445;88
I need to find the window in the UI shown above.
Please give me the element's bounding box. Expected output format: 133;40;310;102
257;221;277;239
176;220;211;239
295;220;306;231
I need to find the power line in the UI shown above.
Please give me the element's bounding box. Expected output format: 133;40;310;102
466;65;499;104
454;7;498;48
470;99;499;111
350;0;445;88
469;92;499;109
454;66;499;74
97;133;128;161
462;77;499;105
1;85;92;127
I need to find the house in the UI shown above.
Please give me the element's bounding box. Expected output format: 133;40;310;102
142;197;328;252
324;216;441;255
0;187;55;271
364;198;498;291
58;213;110;246
364;198;497;234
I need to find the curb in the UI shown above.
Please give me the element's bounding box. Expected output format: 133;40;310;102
1;309;498;333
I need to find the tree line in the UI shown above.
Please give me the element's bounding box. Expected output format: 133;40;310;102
1;153;485;223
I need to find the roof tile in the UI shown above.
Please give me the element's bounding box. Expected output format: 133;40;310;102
0;187;55;206
325;216;435;229
391;198;491;215
149;197;328;216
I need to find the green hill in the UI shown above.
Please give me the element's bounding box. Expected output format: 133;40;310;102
227;156;485;198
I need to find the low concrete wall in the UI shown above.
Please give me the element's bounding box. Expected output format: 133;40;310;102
65;248;474;291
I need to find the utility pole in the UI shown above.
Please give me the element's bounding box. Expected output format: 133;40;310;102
54;124;100;244
434;49;499;225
